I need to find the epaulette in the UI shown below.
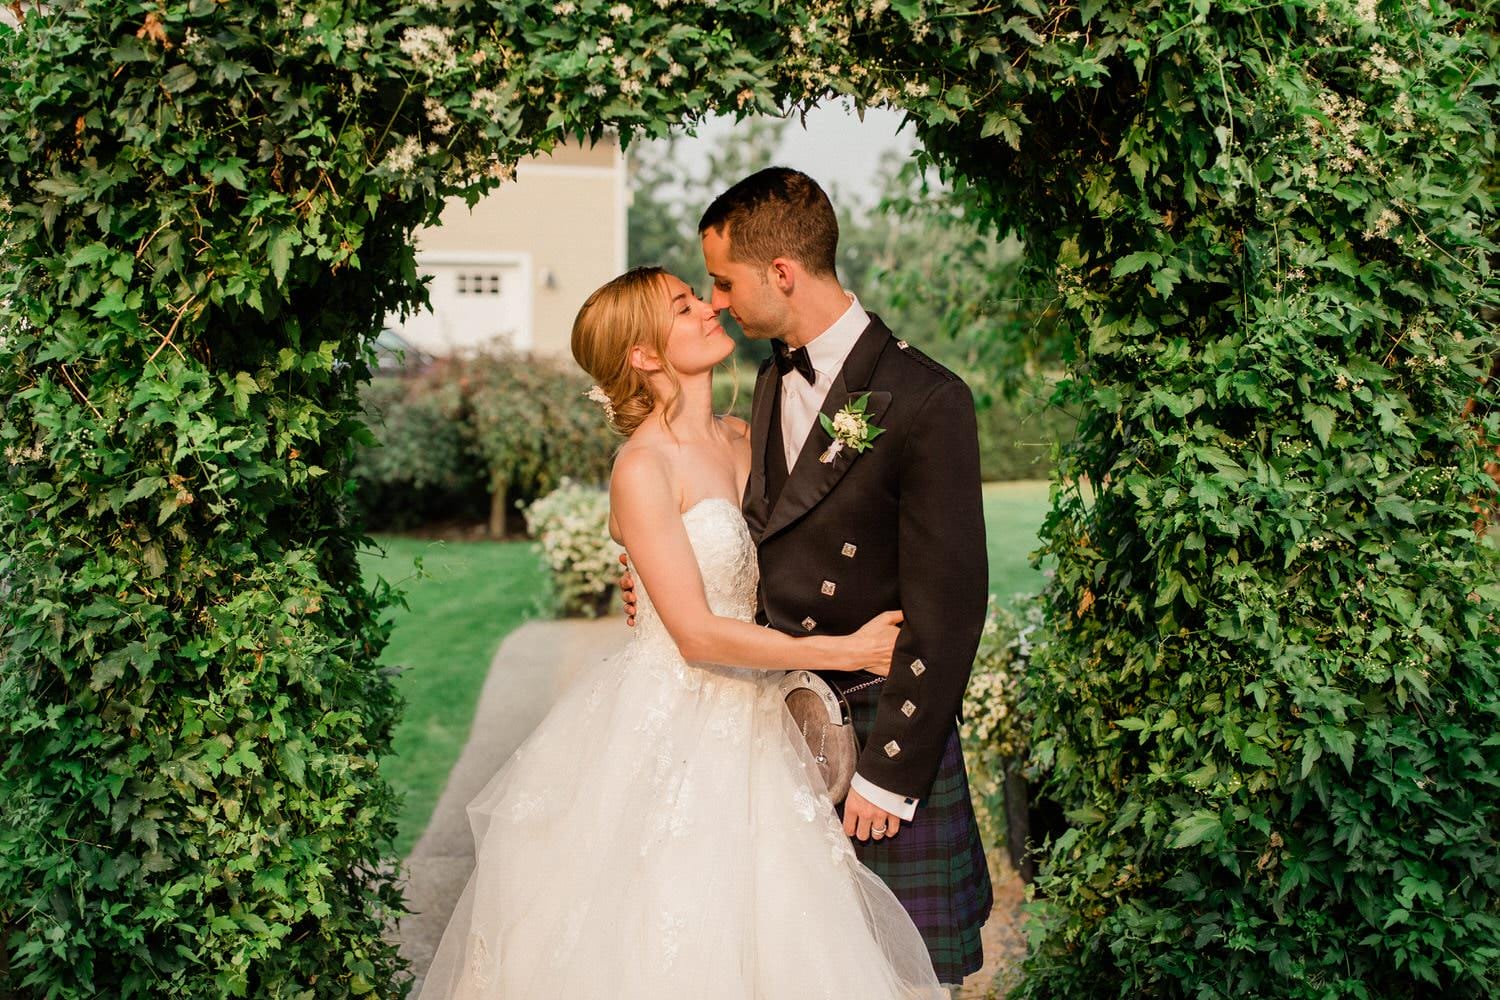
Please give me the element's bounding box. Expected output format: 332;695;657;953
893;338;960;382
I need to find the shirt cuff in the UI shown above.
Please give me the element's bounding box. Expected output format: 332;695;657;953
851;773;918;821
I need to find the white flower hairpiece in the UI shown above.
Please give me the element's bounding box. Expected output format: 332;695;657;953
585;385;616;421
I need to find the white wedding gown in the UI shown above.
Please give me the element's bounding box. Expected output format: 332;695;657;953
418;498;943;999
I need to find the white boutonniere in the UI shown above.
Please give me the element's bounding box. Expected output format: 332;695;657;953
818;393;885;464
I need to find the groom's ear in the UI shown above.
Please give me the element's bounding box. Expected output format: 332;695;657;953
768;257;796;293
629;345;662;373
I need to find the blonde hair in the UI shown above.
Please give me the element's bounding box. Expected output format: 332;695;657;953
571;266;684;436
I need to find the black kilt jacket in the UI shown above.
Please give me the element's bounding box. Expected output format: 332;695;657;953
744;314;988;799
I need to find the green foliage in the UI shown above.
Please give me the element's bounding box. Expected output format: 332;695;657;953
974;387;1075;482
2;0;1495;996
998;1;1500;995
352;373;487;531
0;1;429;992
464;353;618;531
349;355;616;535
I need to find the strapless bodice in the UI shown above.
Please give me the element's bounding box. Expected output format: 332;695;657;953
631;498;759;652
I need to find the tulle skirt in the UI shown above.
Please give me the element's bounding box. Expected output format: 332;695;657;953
418;638;944;999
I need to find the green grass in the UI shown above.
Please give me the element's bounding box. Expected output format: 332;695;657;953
365;481;1054;857
360;536;547;857
984;480;1052;604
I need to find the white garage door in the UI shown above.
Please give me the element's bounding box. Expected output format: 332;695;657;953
386;251;533;355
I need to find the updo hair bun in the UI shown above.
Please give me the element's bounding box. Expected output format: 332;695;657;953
570;266;679;436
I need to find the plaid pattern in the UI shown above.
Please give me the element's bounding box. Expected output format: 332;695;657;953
835;683;993;984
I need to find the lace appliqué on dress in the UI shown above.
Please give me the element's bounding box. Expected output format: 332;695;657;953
468;933;493;988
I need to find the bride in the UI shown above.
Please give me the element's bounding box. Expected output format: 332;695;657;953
417;267;943;999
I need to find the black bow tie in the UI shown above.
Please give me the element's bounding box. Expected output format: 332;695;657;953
771;339;816;385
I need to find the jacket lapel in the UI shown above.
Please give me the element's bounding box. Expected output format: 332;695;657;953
742;358;779;541
759;317;895;542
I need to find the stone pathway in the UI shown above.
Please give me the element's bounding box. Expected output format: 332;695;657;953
396;617;1025;996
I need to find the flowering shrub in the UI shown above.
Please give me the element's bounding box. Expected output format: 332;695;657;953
962;594;1047;763
523;481;621;618
961;594;1048;864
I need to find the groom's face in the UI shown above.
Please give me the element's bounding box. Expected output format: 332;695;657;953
700;226;786;342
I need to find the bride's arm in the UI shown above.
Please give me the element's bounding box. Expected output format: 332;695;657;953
611;450;897;673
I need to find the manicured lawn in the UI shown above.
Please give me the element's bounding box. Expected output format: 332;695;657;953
984;480;1052;604
360;536;547;857
366;481;1053;856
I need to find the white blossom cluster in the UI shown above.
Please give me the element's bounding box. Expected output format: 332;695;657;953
1306;88;1369;175
4;441;44;465
381;135;430;174
470;87;507;117
1362;42;1401;81
1362;206;1400;242
399;24;458;76
423;96;454;136
524;481;621;617
1390;91;1414;130
960;595;1045;761
448;150;516;188
831;408;867;441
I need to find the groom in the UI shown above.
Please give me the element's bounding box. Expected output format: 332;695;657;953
624;167;992;986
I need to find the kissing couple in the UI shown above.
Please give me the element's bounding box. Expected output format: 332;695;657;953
420;168;993;998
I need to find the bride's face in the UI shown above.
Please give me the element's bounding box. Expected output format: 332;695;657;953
655;273;735;375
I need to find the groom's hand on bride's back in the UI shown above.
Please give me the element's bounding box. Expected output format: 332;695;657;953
619;553;636;627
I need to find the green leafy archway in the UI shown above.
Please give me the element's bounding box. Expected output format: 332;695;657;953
1;1;1495;996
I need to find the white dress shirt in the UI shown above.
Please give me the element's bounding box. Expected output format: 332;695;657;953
779;294;919;822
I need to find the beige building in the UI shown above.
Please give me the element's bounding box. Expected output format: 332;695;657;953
385;137;626;359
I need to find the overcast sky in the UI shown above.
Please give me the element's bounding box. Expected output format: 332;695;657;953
657;102;920;211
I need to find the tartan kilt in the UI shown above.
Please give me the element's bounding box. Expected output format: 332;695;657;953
834;680;993;985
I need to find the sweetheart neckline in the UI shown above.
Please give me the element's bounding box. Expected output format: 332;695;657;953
680;496;742;519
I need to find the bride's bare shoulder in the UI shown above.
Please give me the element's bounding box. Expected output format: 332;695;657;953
719;415;750;441
610;436;677;508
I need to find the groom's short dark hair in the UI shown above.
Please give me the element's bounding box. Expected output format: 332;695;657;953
698;168;839;277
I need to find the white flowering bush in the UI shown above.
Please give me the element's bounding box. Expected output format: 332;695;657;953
523;480;621;618
962;594;1046;762
961;593;1047;855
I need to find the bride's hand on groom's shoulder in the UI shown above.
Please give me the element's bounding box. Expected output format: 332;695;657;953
618;553;636;627
845;610;904;675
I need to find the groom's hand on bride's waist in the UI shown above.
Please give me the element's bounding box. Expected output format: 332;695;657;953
619;553;636;627
843;788;900;842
